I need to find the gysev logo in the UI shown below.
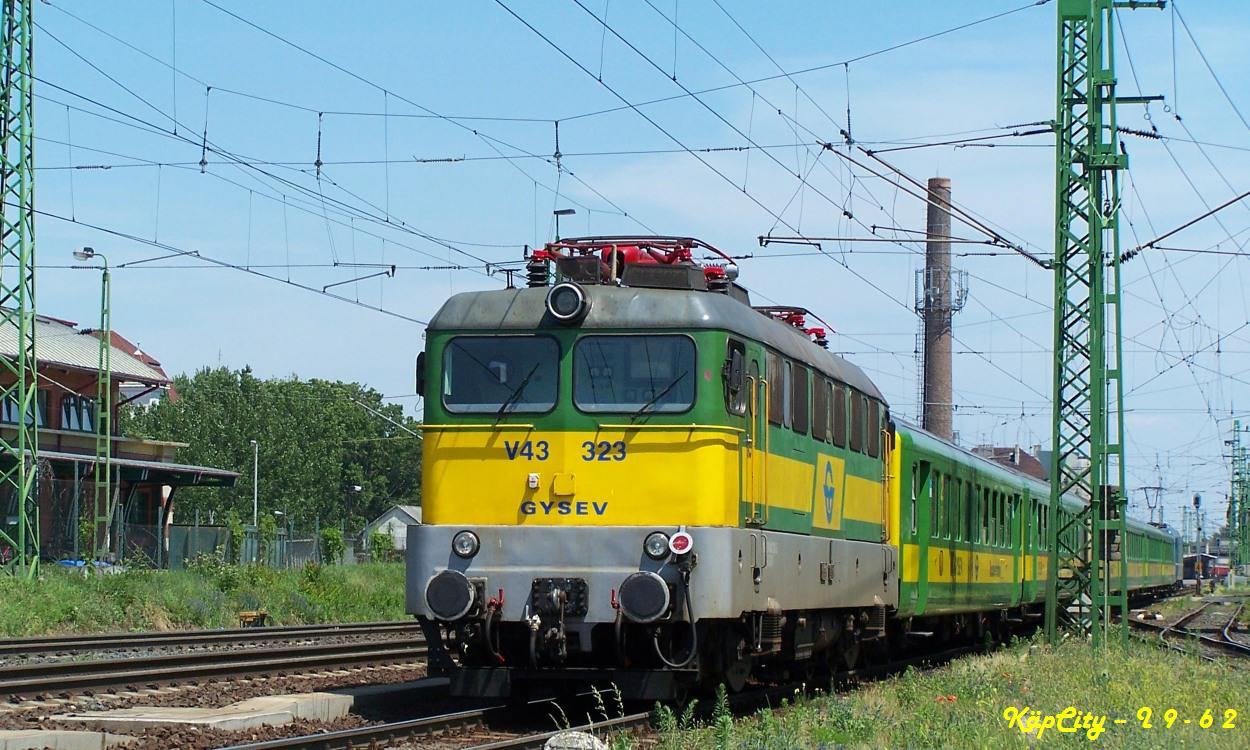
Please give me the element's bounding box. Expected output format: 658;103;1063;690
520;500;608;516
823;460;837;523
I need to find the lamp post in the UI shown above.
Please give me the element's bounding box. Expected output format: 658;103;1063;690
249;439;259;527
72;247;110;560
553;208;576;241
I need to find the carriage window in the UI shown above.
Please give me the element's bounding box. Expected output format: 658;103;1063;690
954;479;963;542
724;340;747;416
999;492;1007;547
932;471;942;539
909;463;918;536
812;378;828;442
946;476;955;540
443;335;559;414
964;482;973;542
573;335;696;413
866;399;881;458
850;390;864;452
791;365;809;435
832;384;847;447
767;352;784;425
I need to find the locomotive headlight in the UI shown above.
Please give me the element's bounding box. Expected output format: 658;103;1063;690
546;282;589;323
452;530;480;558
643;531;670;560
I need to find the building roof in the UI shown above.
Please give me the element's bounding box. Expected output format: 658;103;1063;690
96;330;169;380
0;314;169;385
971;445;1048;481
35;448;237;487
364;504;422;531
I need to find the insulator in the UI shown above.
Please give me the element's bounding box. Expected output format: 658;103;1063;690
526;257;550;288
708;276;730;293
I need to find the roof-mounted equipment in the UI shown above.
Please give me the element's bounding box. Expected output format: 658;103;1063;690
524;236;741;295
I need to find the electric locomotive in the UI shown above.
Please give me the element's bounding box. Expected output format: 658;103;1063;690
407;236;1180;699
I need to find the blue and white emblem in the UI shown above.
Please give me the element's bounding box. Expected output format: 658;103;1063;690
822;460;837;523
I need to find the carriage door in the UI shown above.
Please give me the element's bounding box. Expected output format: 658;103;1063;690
913;460;933;614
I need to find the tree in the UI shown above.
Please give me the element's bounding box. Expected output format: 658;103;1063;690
121;367;422;533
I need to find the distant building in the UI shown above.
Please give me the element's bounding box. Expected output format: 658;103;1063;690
972;444;1048;481
361;504;422;551
0;313;236;563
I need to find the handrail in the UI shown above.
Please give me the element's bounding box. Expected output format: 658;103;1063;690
760;377;770;525
597;423;744;434
421;424;535;430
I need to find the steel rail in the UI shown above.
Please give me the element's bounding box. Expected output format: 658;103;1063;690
1218;603;1250;654
0;620;423;656
466;711;653;750
0;640;427;698
214;707;505;750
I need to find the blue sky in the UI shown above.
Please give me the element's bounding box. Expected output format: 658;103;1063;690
31;1;1250;532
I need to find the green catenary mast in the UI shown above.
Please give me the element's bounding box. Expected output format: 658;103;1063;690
1044;0;1162;648
0;0;37;577
1231;422;1248;572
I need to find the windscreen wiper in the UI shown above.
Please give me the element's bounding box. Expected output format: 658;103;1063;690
495;362;541;422
630;370;688;421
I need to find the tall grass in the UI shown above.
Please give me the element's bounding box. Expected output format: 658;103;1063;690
0;561;406;635
648;634;1250;750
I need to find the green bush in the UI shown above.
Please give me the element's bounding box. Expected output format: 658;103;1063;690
258;515;278;562
320;527;346;565
225;510;246;564
369;531;395;562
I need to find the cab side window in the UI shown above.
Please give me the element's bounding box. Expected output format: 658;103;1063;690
866;399;881;458
724;340;746;416
782;361;793;428
767;352;783;425
812;378;828;442
849;389;864;452
791;364;809;435
832;384;847;447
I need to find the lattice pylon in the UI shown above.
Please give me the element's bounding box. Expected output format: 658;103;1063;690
0;0;38;577
1044;0;1141;648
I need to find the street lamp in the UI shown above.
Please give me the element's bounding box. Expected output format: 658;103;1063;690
72;247;110;560
553;208;576;241
250;439;259;527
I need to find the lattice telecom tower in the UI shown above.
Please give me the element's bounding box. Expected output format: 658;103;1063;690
0;0;37;577
1044;0;1162;648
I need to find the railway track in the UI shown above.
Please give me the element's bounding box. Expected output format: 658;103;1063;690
0;620;423;657
213;642;986;750
0;639;427;699
1129;602;1250;661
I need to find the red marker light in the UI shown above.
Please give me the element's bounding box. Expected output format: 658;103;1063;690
669;531;693;555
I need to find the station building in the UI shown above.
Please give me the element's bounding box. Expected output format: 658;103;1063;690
0;313;236;564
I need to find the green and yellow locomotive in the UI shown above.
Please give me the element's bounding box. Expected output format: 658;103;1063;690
407;236;1179;699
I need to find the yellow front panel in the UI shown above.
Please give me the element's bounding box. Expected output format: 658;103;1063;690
422;426;740;526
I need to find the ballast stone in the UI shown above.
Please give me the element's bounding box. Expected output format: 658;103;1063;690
544;731;609;750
